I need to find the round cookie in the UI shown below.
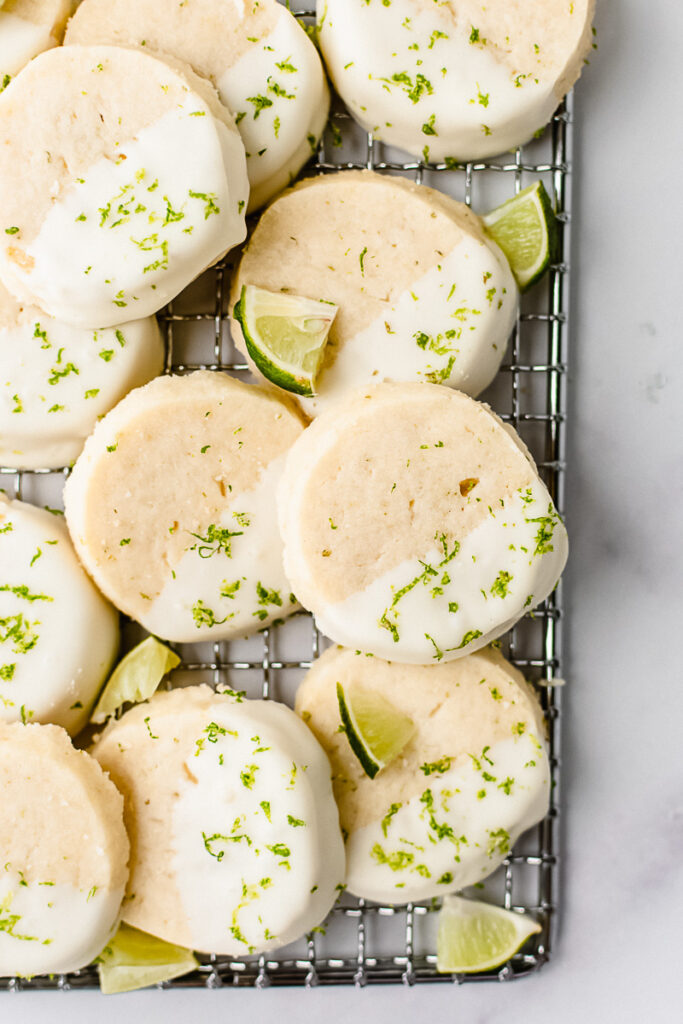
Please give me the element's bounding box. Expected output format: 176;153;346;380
0;281;163;470
65;0;329;211
230;171;518;412
0;496;119;736
296;645;549;903
317;0;595;162
0;721;129;977
0;45;248;329
0;1;73;87
64;371;305;643
278;382;568;664
91;685;345;956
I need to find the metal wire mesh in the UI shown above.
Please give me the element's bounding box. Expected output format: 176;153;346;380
0;4;571;991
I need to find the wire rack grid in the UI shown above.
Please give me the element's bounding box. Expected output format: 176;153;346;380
1;5;571;992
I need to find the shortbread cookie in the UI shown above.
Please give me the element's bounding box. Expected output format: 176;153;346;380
64;371;305;643
317;0;595;161
296;645;549;903
0;721;129;977
92;685;345;955
65;0;329;210
231;171;517;412
0;282;163;469
278;382;568;663
0;496;119;735
0;0;73;86
0;45;248;328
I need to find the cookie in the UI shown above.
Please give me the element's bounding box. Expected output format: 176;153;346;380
0;495;119;735
278;382;568;663
296;645;549;902
0;281;163;469
92;685;345;955
64;371;304;642
0;45;248;328
230;171;518;412
0;721;129;977
317;0;595;161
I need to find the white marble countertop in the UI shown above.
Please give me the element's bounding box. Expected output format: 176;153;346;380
10;1;683;1020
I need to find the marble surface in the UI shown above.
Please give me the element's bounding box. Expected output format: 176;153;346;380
9;1;683;1020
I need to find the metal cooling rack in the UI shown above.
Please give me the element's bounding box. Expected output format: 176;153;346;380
1;4;571;992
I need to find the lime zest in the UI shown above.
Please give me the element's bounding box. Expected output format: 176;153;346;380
482;181;557;292
97;923;197;994
436;895;542;974
91;637;180;724
234;285;338;397
337;682;415;780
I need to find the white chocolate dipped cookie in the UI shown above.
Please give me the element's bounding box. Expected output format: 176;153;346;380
317;0;595;161
64;371;305;643
0;45;248;329
0;281;163;470
0;0;73;88
278;382;568;664
65;0;329;211
230;171;518;411
296;645;549;903
0;496;119;735
0;721;129;977
92;685;345;956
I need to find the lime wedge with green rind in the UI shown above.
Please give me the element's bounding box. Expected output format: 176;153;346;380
337;682;415;779
436;895;542;974
234;285;338;397
482;181;558;292
91;637;180;724
97;923;198;994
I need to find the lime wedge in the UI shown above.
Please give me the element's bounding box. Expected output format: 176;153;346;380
98;923;198;994
482;181;558;291
91;637;180;724
337;682;415;779
436;895;542;974
234;285;338;397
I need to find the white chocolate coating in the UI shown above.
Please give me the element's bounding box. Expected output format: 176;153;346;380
347;734;548;902
230;171;518;411
0;46;248;328
278;383;568;663
317;0;595;161
296;645;550;903
64;372;304;643
0;284;163;469
0;496;119;735
65;0;329;210
0;722;129;977
92;686;345;955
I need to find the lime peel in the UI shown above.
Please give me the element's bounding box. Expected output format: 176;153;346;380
97;923;198;994
337;682;415;779
234;284;338;397
482;180;558;292
436;894;542;974
91;637;180;724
